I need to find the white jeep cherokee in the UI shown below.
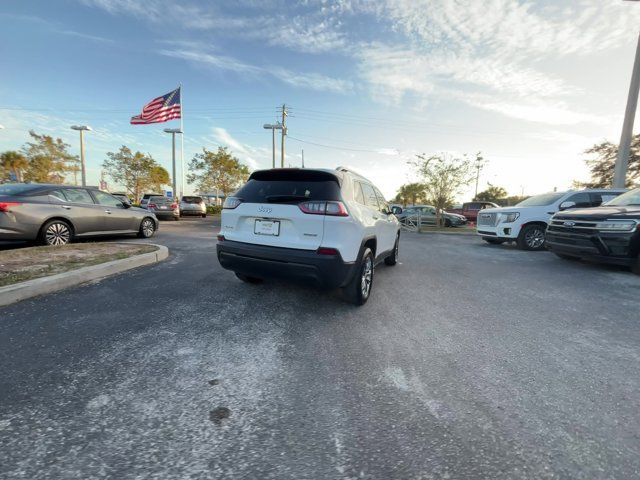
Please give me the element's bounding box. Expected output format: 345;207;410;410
216;167;400;305
476;189;626;250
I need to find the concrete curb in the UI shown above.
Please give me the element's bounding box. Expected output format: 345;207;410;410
0;244;168;307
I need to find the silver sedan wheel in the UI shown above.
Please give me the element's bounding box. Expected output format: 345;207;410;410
525;227;545;249
141;219;155;237
45;222;71;246
360;255;373;299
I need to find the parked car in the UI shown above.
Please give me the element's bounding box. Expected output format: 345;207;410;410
140;193;163;208
395;205;467;227
145;195;179;221
546;187;640;274
448;201;499;223
111;192;133;204
476;189;626;250
216;167;400;305
0;183;158;245
179;195;207;218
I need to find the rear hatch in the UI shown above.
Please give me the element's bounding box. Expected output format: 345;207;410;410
221;169;344;250
148;196;176;212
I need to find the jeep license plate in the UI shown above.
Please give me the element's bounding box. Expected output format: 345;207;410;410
254;219;280;236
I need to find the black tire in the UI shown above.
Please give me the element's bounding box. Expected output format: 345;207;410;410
137;217;156;238
343;247;374;306
202;214;207;218
484;237;506;245
385;235;399;266
631;255;640;275
39;219;73;246
517;224;547;251
235;272;263;284
173;216;180;221
444;218;452;227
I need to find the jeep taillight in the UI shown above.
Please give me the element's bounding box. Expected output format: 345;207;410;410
298;201;348;217
223;197;242;209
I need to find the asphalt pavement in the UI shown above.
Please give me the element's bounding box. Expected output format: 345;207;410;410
1;218;640;479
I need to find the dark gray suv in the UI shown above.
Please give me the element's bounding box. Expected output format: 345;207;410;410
0;183;159;245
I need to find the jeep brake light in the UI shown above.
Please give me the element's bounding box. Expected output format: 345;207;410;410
223;197;242;209
299;201;348;217
0;202;21;212
170;203;178;210
317;247;339;255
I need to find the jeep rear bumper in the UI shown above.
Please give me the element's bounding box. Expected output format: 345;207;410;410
217;240;357;288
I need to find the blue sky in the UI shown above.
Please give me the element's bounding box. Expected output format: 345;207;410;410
1;0;639;199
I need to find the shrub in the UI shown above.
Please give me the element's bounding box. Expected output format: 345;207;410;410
206;204;222;215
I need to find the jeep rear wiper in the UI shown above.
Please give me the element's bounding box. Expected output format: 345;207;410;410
265;195;309;203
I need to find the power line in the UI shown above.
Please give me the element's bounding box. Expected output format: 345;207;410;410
288;135;394;153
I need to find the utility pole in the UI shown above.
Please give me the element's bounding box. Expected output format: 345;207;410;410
302;149;305;168
474;152;484;199
613;31;640;188
71;125;92;186
281;104;287;168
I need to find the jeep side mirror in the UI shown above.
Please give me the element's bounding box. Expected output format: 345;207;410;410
559;201;576;211
391;207;402;215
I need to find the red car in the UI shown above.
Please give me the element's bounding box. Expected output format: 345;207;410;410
447;201;499;223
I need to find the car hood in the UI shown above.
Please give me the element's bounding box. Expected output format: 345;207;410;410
553;205;640;221
444;212;465;219
480;207;521;214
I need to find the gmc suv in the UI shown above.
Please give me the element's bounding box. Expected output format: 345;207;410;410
216;168;401;305
546;187;640;274
476;189;626;250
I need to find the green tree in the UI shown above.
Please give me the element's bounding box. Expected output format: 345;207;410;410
102;146;168;202
0;151;29;182
187;147;249;197
575;135;640;188
22;130;78;183
475;183;508;203
393;183;426;206
412;153;474;226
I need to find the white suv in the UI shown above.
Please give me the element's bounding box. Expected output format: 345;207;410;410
216;167;400;305
476;189;626;250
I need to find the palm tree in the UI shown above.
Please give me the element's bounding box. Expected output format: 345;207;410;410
1;151;29;183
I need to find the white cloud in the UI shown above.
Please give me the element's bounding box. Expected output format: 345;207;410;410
212;127;268;170
160;48;352;94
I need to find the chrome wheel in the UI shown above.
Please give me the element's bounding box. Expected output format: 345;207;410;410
45;222;71;246
360;255;373;299
141;219;155;237
525;228;545;249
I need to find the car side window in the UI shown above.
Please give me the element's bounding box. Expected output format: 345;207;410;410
353;181;365;205
565;192;591;208
48;190;67;202
63;188;95;204
594;193;618;205
360;183;379;209
374;187;389;214
93;190;125;207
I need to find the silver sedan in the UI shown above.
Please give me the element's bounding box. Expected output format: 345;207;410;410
0;183;159;245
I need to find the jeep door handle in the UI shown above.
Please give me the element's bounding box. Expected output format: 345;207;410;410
104;209;112;214
61;205;72;210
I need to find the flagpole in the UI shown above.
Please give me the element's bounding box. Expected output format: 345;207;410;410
179;83;184;199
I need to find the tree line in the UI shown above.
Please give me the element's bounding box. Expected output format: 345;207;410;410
0;131;250;202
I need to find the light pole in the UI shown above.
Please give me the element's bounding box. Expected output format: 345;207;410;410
263;122;283;168
474;152;484;199
614;27;640;188
164;128;183;199
70;125;92;186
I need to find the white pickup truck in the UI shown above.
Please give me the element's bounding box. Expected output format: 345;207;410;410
476;189;626;250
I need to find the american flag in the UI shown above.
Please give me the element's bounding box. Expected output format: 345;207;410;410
130;87;181;125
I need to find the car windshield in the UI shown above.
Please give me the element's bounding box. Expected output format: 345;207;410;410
0;184;41;195
604;188;640;206
148;196;172;205
516;192;565;207
182;196;202;204
236;170;342;204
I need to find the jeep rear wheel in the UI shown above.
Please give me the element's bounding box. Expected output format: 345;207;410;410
344;247;374;306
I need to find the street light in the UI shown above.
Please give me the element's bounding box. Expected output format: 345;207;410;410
163;128;183;200
70;125;92;186
263;122;283;168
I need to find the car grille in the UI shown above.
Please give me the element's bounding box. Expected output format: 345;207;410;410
547;219;600;235
477;212;498;226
